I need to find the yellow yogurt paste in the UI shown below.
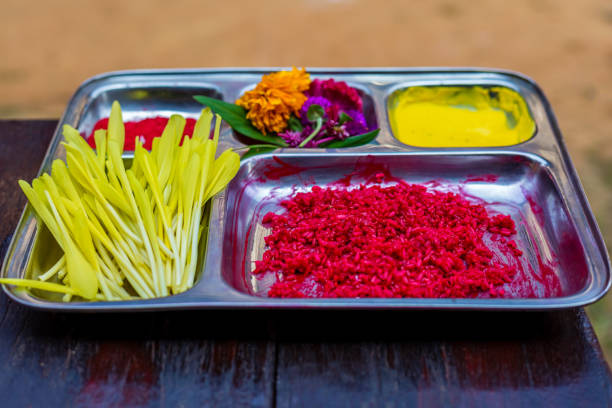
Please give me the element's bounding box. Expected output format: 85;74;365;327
388;86;535;147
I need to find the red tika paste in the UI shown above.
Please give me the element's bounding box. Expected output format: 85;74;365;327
254;182;523;298
86;117;197;150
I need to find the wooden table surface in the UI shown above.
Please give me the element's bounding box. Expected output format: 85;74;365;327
1;120;611;407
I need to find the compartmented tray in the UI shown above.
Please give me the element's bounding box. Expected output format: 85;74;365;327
2;68;609;311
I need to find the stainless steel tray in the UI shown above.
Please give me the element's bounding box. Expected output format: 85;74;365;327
2;68;609;311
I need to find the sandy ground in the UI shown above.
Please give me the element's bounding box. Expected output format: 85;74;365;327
2;0;612;355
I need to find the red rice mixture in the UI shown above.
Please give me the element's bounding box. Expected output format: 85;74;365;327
86;117;197;150
254;181;522;298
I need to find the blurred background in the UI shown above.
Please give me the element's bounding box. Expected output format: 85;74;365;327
2;0;612;357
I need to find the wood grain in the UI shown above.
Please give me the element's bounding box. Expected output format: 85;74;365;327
274;310;612;407
0;121;611;407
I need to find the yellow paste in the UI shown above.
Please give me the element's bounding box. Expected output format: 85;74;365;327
388;86;535;147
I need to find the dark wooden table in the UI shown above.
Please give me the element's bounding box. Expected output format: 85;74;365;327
1;120;611;407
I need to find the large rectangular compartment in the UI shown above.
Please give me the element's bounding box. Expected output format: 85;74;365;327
1;68;609;311
223;152;590;299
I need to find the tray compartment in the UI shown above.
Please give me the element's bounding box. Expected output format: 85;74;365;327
77;85;223;137
230;84;379;147
4;165;213;303
386;85;536;148
222;152;589;299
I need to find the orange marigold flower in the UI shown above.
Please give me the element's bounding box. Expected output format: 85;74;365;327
236;67;310;134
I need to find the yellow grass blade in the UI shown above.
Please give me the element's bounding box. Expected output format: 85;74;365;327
0;278;78;295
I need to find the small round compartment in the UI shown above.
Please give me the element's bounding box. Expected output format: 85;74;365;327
387;85;536;148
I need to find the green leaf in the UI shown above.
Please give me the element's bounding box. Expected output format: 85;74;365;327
323;129;380;148
338;112;353;125
306;104;325;122
234;143;281;151
241;146;277;161
287;116;303;132
193;95;287;147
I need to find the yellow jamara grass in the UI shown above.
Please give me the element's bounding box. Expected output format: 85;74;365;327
236;67;310;135
0;102;240;301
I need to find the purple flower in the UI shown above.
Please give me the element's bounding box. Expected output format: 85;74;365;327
323;119;349;141
295;94;371;148
300;97;332;125
342;109;368;136
279;130;304;147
